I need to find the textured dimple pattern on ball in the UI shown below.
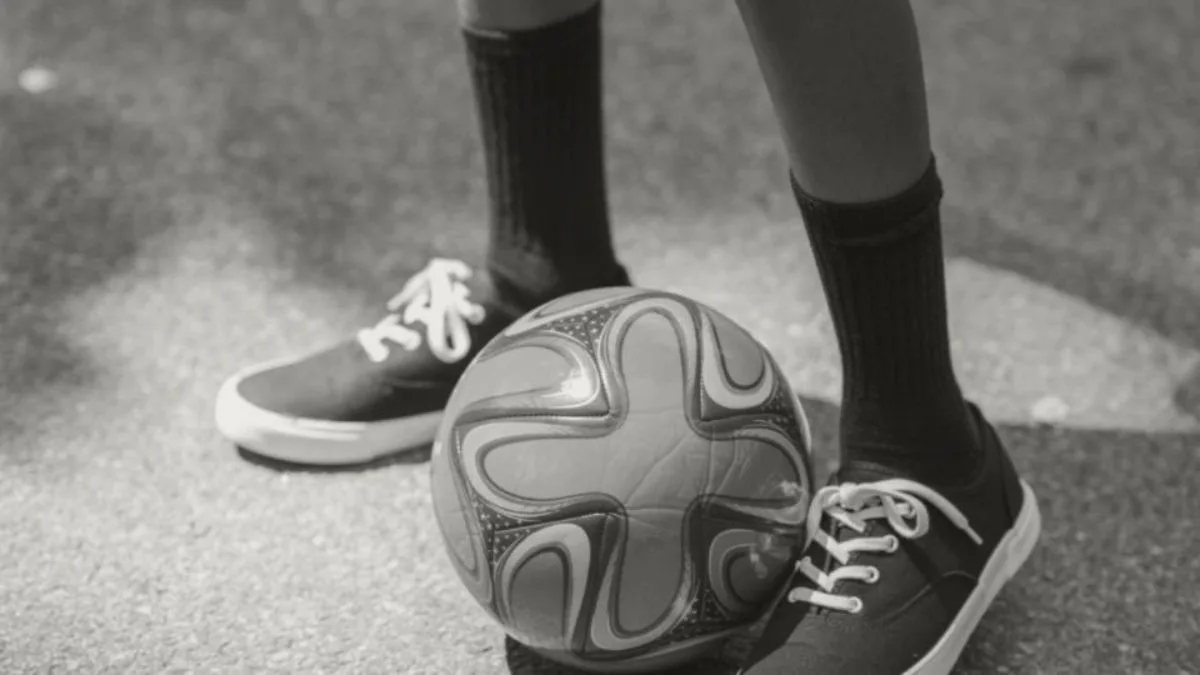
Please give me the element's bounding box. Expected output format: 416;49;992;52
474;496;535;567
541;304;621;353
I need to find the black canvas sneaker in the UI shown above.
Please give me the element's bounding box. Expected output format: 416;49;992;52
740;404;1041;675
215;258;627;466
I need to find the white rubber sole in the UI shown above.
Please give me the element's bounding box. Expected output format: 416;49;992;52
214;358;443;466
903;479;1042;675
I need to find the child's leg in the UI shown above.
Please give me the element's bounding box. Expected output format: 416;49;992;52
738;0;977;487
213;0;627;468
461;0;628;309
737;4;1039;673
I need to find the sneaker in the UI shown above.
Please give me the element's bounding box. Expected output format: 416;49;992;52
739;404;1041;675
215;258;626;466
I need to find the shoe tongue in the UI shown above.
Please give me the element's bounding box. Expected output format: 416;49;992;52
804;465;895;574
833;460;919;485
455;267;530;320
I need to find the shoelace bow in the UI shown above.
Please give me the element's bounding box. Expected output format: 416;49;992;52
356;258;486;364
788;478;983;614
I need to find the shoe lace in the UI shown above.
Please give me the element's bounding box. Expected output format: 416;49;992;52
355;258;486;364
788;478;983;614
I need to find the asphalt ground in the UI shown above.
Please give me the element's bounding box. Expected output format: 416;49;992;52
1;1;1198;673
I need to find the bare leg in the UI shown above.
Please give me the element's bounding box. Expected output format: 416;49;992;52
737;0;931;203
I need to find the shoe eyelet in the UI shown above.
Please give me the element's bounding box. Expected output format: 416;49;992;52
884;535;900;553
863;566;880;584
847;597;864;614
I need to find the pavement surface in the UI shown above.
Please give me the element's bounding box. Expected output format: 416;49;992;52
1;1;1198;674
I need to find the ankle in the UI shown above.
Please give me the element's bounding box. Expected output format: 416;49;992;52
487;258;630;310
839;396;984;487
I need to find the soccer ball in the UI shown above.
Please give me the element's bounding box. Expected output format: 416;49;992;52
430;288;813;673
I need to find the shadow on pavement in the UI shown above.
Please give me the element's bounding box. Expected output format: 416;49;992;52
946;223;1200;426
0;89;173;450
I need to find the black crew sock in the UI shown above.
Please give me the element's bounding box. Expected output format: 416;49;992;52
463;4;627;310
793;160;982;486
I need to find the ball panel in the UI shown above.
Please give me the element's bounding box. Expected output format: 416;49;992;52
495;512;624;652
589;551;687;654
707;528;776;613
703;308;766;390
457;333;611;428
696;509;800;618
499;535;578;649
461;422;585;520
429;442;472;565
727;551;790;607
429;438;492;605
446;341;579;421
713;427;807;502
615;509;690;634
481;432;619;502
695;314;778;418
